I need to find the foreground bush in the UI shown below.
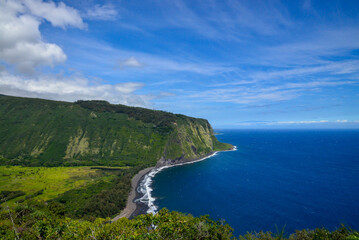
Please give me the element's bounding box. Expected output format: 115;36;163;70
0;203;235;239
239;226;359;240
0;202;357;239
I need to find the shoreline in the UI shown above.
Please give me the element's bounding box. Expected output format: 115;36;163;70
113;146;237;220
111;167;154;221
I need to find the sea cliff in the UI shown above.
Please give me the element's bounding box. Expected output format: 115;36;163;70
0;95;231;167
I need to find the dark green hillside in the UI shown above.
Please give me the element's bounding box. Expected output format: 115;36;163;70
0;95;232;167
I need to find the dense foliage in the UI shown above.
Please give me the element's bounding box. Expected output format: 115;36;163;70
53;166;145;219
0;165;143;220
0;202;235;239
239;227;359;240
0;96;167;167
0;191;26;203
0;95;231;167
0;202;357;240
75;100;177;129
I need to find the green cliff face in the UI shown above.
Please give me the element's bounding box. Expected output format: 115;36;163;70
0;95;232;167
159;115;232;166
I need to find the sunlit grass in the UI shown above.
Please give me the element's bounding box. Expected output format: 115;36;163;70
0;166;125;204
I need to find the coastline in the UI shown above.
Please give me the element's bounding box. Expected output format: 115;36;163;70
112;167;154;221
113;146;237;220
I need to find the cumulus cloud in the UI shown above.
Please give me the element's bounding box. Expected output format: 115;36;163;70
1;41;67;73
0;0;84;73
23;0;85;29
118;57;144;69
86;4;118;21
0;70;151;107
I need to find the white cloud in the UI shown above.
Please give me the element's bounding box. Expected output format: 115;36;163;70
116;53;234;75
236;120;359;126
118;57;144;69
0;70;151;107
0;0;84;73
59;37;236;75
23;0;85;29
125;0;292;40
267;120;329;125
211;80;257;87
260;28;359;67
250;60;359;81
151;79;190;86
86;4;117;21
182;76;358;105
184;86;299;104
1;41;67;73
115;82;144;94
147;57;234;75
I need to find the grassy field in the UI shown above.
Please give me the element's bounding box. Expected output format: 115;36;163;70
0;166;124;205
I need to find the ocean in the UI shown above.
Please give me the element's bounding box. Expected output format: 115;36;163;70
143;129;359;235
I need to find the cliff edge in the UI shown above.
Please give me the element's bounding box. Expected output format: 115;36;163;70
0;95;232;167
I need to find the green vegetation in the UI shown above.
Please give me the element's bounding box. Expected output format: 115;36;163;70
239;226;359;240
0;95;232;167
0;166;119;205
0;201;357;239
52;165;144;219
0;191;25;203
0;165;145;220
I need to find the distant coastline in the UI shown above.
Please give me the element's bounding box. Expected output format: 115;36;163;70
113;145;237;220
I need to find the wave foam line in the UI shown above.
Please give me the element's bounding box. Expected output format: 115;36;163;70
137;146;237;214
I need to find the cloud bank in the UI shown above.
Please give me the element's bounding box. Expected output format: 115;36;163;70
0;70;150;107
0;0;84;74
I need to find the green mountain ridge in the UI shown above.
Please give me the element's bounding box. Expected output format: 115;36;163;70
0;95;232;167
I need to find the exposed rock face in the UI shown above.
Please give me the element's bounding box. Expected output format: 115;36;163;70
158;118;233;167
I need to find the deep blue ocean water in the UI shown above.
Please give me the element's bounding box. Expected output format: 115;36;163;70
150;129;359;235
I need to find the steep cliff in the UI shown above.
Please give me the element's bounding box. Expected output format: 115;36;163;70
158;115;232;166
0;95;232;167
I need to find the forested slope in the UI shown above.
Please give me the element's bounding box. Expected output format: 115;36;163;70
0;95;232;167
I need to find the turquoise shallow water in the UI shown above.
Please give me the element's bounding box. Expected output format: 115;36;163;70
150;129;359;235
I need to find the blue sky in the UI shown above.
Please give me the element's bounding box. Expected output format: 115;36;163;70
0;0;359;128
